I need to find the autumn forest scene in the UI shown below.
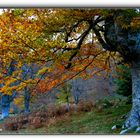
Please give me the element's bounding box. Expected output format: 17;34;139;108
0;8;140;134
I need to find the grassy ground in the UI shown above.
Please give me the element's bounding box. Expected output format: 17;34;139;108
0;103;131;135
44;104;131;134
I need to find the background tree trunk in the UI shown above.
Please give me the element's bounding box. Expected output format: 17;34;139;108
1;95;10;119
24;87;30;113
1;91;17;119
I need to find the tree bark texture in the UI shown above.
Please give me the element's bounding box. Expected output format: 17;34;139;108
1;95;11;119
24;87;30;113
124;63;140;129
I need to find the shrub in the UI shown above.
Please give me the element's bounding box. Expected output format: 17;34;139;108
3;100;96;131
95;99;113;109
29;116;43;129
56;83;72;111
4;122;18;131
47;105;69;118
3;119;22;131
77;101;94;112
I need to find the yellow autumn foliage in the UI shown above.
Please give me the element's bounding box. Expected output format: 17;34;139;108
37;67;48;76
16;82;27;91
0;86;13;95
5;77;17;86
14;95;24;109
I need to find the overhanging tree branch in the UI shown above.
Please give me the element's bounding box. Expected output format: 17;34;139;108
65;22;93;69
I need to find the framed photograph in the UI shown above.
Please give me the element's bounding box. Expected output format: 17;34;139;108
0;2;140;136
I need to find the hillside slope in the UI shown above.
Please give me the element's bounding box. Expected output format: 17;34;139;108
0;100;131;135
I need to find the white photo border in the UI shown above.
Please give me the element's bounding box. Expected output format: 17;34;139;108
0;0;139;7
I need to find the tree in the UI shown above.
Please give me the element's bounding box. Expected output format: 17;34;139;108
0;9;140;132
56;82;72;111
0;60;18;119
0;61;36;118
116;64;132;97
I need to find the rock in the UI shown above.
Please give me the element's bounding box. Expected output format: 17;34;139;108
112;124;122;130
120;126;137;134
122;125;125;129
112;125;117;130
121;115;127;119
135;127;140;133
120;129;129;134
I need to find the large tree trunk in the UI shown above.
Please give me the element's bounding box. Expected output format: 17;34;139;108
121;62;140;133
101;10;140;134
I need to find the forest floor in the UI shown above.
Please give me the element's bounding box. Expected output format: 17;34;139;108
0;99;132;135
